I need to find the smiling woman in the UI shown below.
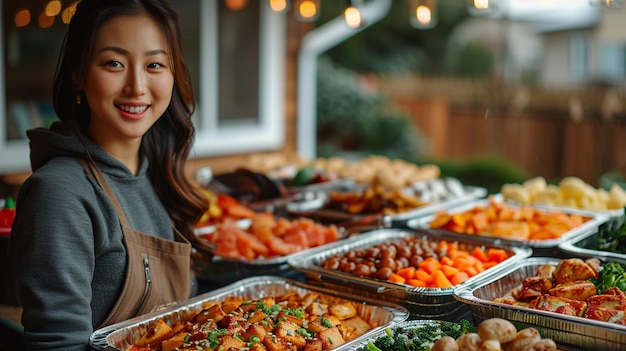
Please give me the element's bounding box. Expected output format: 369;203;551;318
8;1;218;349
0;0;286;172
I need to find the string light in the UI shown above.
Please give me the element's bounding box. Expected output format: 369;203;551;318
409;0;437;29
15;9;31;27
224;0;248;11
45;0;62;17
61;2;80;24
589;0;623;8
38;12;54;29
294;0;321;22
344;0;364;28
466;0;499;16
269;0;289;12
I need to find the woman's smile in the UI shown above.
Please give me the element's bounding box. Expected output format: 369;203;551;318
117;104;151;120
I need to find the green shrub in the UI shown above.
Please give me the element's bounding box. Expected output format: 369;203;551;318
316;57;425;159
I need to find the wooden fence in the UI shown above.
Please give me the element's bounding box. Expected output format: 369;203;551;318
379;76;626;186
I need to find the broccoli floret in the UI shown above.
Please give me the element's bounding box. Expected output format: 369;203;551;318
409;323;444;342
438;319;473;340
364;320;474;351
372;334;398;351
373;326;429;351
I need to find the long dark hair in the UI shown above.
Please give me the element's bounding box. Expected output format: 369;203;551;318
53;0;212;253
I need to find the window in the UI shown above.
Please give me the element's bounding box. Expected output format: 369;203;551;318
0;0;286;172
569;33;589;82
600;44;625;83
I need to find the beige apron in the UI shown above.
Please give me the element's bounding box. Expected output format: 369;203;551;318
79;158;191;327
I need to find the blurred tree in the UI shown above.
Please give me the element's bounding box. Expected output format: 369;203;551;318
445;41;495;77
317;0;470;74
316;58;425;159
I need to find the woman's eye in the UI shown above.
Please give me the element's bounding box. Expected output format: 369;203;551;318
106;61;123;68
148;63;164;69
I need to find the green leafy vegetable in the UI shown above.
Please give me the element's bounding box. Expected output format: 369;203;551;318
361;320;474;351
592;261;626;293
365;342;382;351
591;208;626;253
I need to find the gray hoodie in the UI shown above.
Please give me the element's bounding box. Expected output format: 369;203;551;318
9;121;174;350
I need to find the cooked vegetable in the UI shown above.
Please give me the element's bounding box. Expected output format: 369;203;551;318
477;318;516;344
430;336;458;351
359;320;473;351
429;196;590;241
454;333;480;351
128;291;376;351
201;214;341;259
501;176;626;211
430;322;558;351
321;238;511;289
591;261;626;293
504;328;542;351
591;208;626;254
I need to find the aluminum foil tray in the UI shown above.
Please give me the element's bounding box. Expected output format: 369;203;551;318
286;177;357;194
192;219;347;284
390;184;488;222
500;196;625;218
558;229;626;264
90;275;409;351
287;228;531;320
454;257;626;351
333;320;467;351
287;184;487;224
406;198;608;249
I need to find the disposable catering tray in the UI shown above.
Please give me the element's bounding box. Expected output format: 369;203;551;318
192;219;347;285
497;192;625;219
454;257;626;351
332;319;465;351
405;198;608;255
287;182;487;225
287;228;531;320
90;275;410;351
558;229;626;264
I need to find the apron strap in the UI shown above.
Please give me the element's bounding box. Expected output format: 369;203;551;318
78;158;132;229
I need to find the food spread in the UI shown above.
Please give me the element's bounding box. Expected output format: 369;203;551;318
126;291;377;351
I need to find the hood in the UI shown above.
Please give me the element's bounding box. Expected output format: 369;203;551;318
27;121;135;177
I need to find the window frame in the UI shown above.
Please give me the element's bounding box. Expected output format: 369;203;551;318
192;0;286;158
0;5;27;174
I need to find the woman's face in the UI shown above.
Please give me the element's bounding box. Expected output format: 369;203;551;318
83;14;174;151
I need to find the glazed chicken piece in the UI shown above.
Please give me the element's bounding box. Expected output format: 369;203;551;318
518;276;553;300
493;293;518;305
533;295;587;316
548;280;597;301
584;258;601;276
583;307;626;323
586;294;626;310
552;258;598;284
600;286;626;297
535;264;555;279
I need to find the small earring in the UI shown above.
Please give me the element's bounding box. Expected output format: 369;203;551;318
76;93;81;105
